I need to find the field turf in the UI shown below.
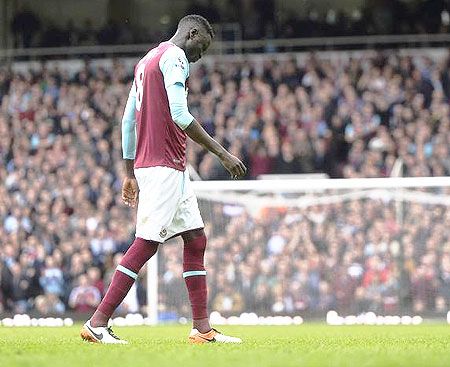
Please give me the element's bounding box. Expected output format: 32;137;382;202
0;324;449;367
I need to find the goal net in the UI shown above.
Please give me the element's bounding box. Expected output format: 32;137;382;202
148;177;450;324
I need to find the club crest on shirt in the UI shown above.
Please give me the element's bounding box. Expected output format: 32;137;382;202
159;227;167;238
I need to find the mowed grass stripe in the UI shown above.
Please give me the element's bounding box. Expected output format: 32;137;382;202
0;324;449;367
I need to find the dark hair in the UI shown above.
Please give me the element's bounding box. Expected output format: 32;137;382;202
178;14;215;38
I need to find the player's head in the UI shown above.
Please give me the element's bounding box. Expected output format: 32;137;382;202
176;14;214;63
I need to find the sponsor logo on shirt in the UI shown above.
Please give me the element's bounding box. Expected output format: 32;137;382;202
176;57;185;70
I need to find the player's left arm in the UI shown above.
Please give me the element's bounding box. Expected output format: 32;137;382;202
161;48;246;178
166;83;246;178
185;119;246;178
121;80;139;207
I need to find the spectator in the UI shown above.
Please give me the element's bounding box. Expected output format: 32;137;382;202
211;283;245;314
39;257;64;297
35;293;66;315
68;274;101;313
11;5;40;47
87;266;104;296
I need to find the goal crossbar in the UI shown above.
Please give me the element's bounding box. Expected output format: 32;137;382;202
191;176;450;192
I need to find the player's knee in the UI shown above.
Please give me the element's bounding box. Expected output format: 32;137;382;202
120;237;159;271
183;230;207;269
182;228;206;243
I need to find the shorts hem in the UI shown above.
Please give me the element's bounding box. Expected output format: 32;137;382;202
134;232;164;243
166;225;205;241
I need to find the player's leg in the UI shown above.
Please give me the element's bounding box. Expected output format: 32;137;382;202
181;228;210;332
168;171;241;343
181;228;241;344
81;237;159;344
91;237;159;327
81;167;182;344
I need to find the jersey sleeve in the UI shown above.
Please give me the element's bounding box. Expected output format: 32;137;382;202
121;80;137;159
166;83;194;130
159;46;189;89
159;46;194;130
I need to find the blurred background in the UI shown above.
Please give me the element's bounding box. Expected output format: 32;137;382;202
0;0;449;323
1;0;450;49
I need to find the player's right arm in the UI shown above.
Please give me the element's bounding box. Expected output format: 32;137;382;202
121;80;139;207
160;47;246;179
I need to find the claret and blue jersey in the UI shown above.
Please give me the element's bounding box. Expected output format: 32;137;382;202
121;42;195;171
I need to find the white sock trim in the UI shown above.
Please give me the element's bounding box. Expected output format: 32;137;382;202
117;264;138;280
183;270;207;278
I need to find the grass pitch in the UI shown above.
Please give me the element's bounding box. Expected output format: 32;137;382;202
0;324;449;367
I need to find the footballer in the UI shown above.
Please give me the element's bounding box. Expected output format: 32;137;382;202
80;14;246;344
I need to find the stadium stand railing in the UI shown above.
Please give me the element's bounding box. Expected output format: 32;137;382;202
1;33;450;60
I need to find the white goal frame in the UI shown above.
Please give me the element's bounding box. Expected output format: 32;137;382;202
146;176;450;324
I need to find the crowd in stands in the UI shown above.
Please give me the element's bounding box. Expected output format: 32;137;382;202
10;0;450;48
160;197;450;318
0;49;449;316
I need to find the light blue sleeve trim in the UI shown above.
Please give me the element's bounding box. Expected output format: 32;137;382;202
166;82;194;130
121;81;137;159
117;264;138;280
183;270;207;278
159;46;189;88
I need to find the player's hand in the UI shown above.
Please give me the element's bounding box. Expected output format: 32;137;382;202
122;177;139;207
220;152;247;179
